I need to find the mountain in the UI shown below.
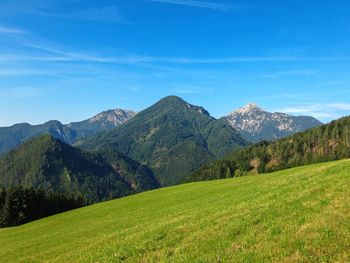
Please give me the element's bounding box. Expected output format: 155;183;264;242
79;96;248;186
0;135;159;203
190;115;350;182
67;108;137;137
225;103;322;142
0;121;77;155
0;108;136;155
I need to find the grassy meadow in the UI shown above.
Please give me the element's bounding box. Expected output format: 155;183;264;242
1;160;349;262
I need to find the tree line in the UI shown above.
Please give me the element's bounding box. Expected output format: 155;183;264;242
0;186;85;228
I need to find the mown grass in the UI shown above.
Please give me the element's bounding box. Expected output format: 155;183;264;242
1;160;350;262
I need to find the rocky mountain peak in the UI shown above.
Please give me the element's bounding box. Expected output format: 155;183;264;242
88;109;137;126
225;104;322;142
232;103;264;115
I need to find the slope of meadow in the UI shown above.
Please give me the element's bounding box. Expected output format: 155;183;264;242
1;160;349;262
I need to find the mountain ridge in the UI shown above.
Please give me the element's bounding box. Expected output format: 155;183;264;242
225;103;322;142
79;96;248;186
0;108;136;155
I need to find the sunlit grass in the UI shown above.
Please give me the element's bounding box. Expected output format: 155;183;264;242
1;160;349;262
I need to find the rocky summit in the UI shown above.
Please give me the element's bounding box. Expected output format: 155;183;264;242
225;103;323;142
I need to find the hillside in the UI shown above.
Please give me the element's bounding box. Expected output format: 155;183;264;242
0;135;159;203
0;160;349;262
190;116;350;182
225;103;322;142
0;108;135;155
79;96;247;186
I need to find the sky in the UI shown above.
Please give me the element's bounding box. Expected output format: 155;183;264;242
1;0;350;126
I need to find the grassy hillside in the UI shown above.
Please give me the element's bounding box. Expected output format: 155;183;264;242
1;160;349;262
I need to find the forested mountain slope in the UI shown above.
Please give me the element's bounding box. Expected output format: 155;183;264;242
0;135;159;203
79;96;247;186
190;116;350;182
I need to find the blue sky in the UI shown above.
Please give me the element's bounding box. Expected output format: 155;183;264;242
1;0;350;126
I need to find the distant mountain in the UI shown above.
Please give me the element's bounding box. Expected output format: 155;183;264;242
0;108;136;155
225;103;322;142
0;135;159;203
190;116;350;183
79;96;248;186
67;109;137;137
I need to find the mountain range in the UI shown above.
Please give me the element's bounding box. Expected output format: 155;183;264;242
78;96;247;186
224;103;323;142
0;95;327;199
0;99;322;156
0;108;136;155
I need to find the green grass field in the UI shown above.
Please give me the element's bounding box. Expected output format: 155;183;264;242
1;160;350;263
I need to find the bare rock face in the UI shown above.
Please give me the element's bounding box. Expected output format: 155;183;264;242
87;109;137;127
225;103;323;142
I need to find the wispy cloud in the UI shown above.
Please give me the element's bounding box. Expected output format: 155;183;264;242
2;41;350;67
0;1;127;23
148;0;237;12
0;43;152;65
275;103;350;121
0;25;29;34
327;103;350;111
154;56;350;64
0;69;53;76
260;70;316;78
36;6;128;23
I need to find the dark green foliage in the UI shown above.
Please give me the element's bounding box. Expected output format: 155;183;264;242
190;116;350;182
79;96;247;186
0;135;159;203
100;150;160;193
0;186;85;227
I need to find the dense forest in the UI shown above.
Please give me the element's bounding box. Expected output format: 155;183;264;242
0;186;85;227
190;116;350;182
0;135;159;203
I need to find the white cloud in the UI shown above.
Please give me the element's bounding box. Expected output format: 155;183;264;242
275;103;350;121
148;0;237;11
327;103;350;111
